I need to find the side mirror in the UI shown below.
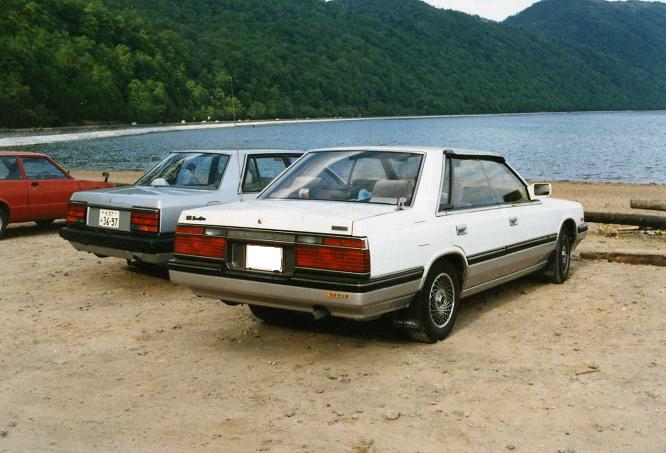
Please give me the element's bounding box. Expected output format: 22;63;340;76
529;183;552;198
102;171;110;183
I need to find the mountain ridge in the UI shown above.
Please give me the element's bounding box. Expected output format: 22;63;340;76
1;0;666;127
505;0;666;77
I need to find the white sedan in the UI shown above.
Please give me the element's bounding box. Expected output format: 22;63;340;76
169;147;587;343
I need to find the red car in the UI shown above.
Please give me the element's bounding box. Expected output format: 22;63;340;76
0;151;115;237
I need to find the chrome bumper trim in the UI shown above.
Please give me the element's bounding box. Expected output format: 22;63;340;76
169;271;421;320
68;242;173;265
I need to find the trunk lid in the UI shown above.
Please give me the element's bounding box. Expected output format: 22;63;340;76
71;185;211;210
184;200;396;235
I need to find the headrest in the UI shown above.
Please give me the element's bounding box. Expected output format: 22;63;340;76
372;179;414;199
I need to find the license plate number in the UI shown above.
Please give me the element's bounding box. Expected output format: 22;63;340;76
245;245;283;272
98;209;120;229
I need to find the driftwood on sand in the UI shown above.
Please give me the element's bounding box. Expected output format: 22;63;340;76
579;252;666;267
584;211;666;229
630;198;666;212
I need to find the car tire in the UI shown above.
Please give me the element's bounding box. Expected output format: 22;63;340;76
407;262;460;343
36;219;54;228
548;225;573;284
249;304;295;324
0;207;7;238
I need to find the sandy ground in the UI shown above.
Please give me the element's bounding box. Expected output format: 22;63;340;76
0;178;665;452
551;181;666;216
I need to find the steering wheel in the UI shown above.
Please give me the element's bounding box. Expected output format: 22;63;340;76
321;168;346;186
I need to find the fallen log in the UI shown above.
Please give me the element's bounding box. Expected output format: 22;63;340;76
630;198;666;212
580;251;666;267
584;211;666;228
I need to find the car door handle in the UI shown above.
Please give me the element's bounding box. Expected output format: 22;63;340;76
456;224;468;235
31;181;39;187
509;216;518;226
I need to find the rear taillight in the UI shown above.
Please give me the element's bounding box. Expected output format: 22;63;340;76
66;202;87;224
131;210;159;234
295;237;370;274
175;225;226;259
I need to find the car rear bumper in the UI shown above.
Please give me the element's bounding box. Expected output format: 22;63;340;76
60;226;174;264
168;258;423;320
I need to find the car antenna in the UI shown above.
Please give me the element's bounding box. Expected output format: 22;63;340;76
231;76;245;202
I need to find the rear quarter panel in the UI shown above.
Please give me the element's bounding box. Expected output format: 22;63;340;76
353;209;437;278
541;197;585;232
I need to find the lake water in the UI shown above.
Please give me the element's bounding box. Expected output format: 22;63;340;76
27;111;666;184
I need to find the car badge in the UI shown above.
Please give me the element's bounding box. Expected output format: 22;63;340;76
257;218;263;224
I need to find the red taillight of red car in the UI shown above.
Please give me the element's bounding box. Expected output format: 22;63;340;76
130;210;159;234
295;237;370;274
174;225;226;259
66;202;87;224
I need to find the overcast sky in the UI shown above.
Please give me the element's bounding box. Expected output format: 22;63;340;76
423;0;666;21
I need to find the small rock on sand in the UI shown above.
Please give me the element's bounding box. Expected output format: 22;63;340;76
360;437;375;446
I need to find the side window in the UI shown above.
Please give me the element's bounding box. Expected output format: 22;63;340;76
21;157;68;180
0;157;23;180
450;159;496;208
482;161;529;203
242;155;288;193
438;156;451;211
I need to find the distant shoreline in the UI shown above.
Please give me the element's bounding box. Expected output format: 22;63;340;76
2;110;665;147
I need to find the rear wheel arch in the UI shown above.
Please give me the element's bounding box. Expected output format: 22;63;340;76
560;218;577;243
424;252;467;291
0;202;8;236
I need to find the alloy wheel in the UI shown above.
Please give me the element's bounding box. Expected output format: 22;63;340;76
429;273;456;328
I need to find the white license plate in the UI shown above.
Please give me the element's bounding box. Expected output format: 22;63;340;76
245;245;283;272
98;209;120;229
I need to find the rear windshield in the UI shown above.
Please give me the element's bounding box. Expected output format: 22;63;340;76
135;152;230;190
260;151;423;206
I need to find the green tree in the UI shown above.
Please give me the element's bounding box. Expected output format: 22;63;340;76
127;79;169;122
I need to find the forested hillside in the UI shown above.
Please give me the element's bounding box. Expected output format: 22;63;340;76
505;0;666;77
2;0;666;128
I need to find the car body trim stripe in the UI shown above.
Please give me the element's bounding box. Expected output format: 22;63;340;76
467;234;558;265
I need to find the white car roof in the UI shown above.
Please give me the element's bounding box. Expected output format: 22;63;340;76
308;146;504;161
170;149;301;156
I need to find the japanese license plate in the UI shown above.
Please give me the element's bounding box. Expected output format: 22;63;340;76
98;209;120;229
245;245;283;272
